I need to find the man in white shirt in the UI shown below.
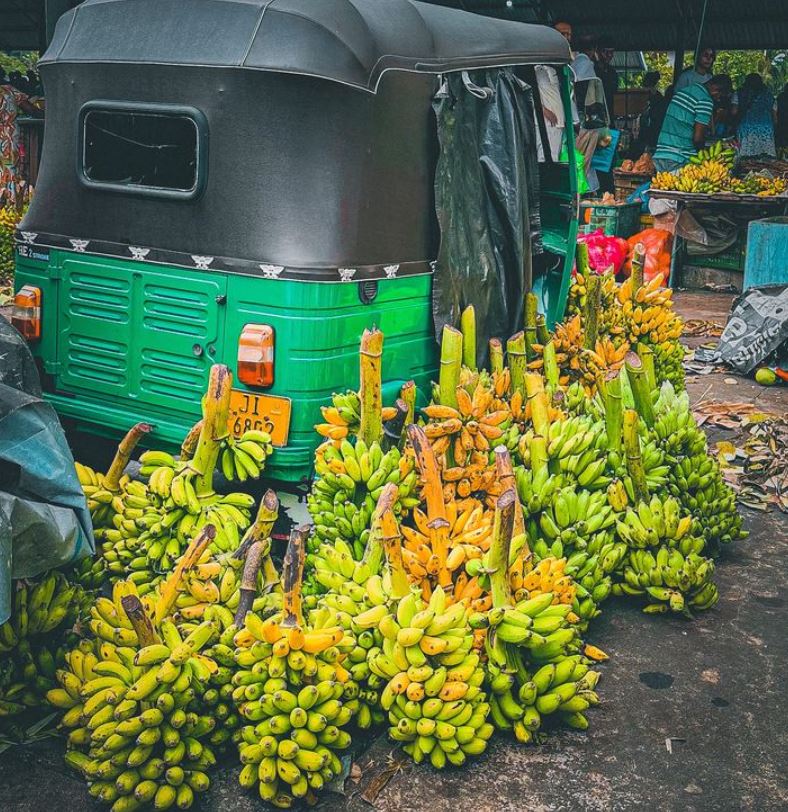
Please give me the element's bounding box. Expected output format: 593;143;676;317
675;48;716;91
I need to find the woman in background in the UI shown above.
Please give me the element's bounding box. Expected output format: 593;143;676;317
733;74;777;158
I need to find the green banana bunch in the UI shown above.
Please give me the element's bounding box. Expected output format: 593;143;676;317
614;494;699;550
308;439;418;560
514;464;564;516
652;341;685;391
650;383;746;548
50;598;219;810
0;637;70;718
232;608;354;808
372;586;492;768
219;430;274;483
619;547;718;615
488;651;601;742
535;486;616;553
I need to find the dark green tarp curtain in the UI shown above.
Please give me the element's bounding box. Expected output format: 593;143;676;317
432;67;542;367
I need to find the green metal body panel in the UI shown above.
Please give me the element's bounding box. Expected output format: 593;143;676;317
14;250;436;482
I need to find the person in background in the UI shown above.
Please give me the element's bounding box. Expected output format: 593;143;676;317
0;70;38;204
732;73;777;158
675;48;716;91
570;33;605;191
640;72;670;152
534;21;579;161
653;75;732;172
595;38;618;118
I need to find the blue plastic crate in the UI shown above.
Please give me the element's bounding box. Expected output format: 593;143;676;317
743;217;788;290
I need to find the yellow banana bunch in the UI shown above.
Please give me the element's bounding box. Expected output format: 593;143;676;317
372;586;493;768
50;584;219;810
219;429;274;483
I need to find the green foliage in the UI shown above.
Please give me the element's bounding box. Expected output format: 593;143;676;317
623;50;787;94
0;51;39;78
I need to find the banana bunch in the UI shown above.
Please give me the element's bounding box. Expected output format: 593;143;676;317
76;461;129;529
651;384;746;547
529;315;591;390
366;587;493;768
423;383;510;463
219;430;274;483
232;610;354;807
486;592;582;664
0;570;88;653
652;170;679;191
308;539;387;729
618;273;675;309
436;458;503;506
536;486;617;553
689;140;736;169
401;498;494;580
0;637;69;717
487;650;601;742
607;434;671;497
0;571;91;716
314;390;398;442
568;271;628;344
620;547;718;614
614;494;696;550
308;440;418;560
49;590;219;810
70;555;108;591
515;463;565;516
653;340;686;391
621;300;683;346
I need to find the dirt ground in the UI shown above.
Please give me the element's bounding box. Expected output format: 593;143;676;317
1;292;786;812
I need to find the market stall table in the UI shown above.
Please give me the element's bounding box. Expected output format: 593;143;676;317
648;189;788;287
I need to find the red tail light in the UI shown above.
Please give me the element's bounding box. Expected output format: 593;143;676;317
12;285;42;340
237;324;274;387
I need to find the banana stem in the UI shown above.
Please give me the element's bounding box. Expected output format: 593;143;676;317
524;292;538;361
623;410;649;503
407;424;451;588
604;372;624;452
536;313;550;345
524;373;551;438
625;351;655;428
359;328;384;447
399;381;416;430
636;343;657;391
363;482;399;575
281;525;308;629
583;272;601;351
382;399;409;451
193;365;232;496
121;595;160;647
489;339;504;374
631;243;645;298
381;505;410;599
542;341;560;393
438;326;463;408
156;525;216;623
507;332;527;397
528;435;549;478
461;305;477;371
105;422;152;491
179;420;203;462
234;540;264;626
489;489;516;609
235;489;280;590
494;447;526;542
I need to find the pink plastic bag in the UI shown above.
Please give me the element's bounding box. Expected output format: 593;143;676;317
575;229;629;275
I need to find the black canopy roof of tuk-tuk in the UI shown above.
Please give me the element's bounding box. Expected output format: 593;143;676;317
41;0;570;92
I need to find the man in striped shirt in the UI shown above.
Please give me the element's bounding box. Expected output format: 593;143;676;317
653;75;732;172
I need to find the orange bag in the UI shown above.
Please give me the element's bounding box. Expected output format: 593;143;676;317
623;228;673;283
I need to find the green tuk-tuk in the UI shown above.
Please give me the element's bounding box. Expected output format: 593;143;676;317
12;0;578;484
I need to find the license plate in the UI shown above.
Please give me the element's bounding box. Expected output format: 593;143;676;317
228;389;292;447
